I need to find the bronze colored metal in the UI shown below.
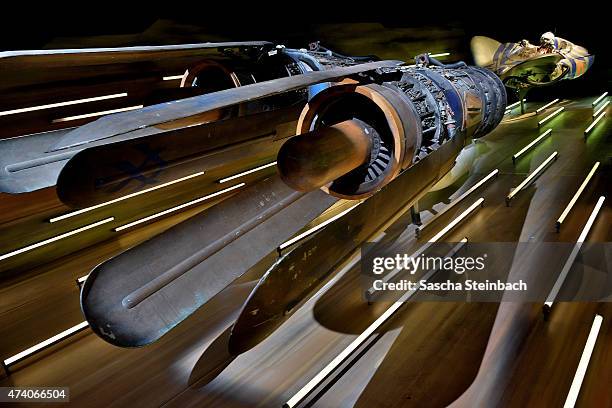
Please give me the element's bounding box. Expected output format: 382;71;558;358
296;84;418;200
277;119;374;192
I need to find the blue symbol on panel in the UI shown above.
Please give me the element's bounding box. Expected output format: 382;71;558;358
95;144;167;192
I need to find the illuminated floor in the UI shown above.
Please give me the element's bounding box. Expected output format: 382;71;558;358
0;97;610;407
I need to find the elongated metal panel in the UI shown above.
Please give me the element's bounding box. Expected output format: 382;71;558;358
0;42;272;60
51;60;401;151
81;175;337;347
56;105;301;207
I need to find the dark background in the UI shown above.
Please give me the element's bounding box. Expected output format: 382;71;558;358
0;5;608;100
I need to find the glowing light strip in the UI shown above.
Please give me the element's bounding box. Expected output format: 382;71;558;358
538;107;564;127
428;198;483;243
162;74;184;81
0;93;127;117
113;183;245;232
584;111;606;135
3;321;89;367
285;282;416;407
285;237;468;408
0;217;115;262
593;100;609;117
75;274;89;289
556;162;600;230
536;98;560;114
429;52;450;58
506;152;557;205
49;172;205;223
416;170;497;237
545;196;605;308
52;105;143;123
512;129;552;162
279;202;361;250
592;92;608;107
368;198;483;298
506;99;527;110
563;314;604;408
218;161;277;183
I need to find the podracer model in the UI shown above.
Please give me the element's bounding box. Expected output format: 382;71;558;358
8;34;593;361
79;53;506;349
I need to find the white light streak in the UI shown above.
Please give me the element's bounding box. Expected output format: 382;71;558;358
0;218;115;262
546;196;605;307
52;105;143;123
556;162;600;229
506;152;557;204
538;107;564;127
3;321;89;366
163;74;184;81
428;52;450;58
536;99;560;114
113;183;245;232
592;100;609;117
563;314;604;408
0;93;127;117
279;203;361;250
49;172;205;223
592;92;608;107
584;112;606;135
218;162;277;183
512;129;552;162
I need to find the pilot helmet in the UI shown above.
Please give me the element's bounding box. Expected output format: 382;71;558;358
540;32;556;47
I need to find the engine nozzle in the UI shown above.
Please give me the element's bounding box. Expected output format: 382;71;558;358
277;119;376;192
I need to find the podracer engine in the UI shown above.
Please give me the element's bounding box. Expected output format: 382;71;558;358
277;55;506;199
